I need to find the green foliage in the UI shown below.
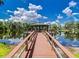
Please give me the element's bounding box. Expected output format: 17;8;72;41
0;21;32;38
74;54;79;58
50;23;60;35
64;21;79;34
0;43;11;57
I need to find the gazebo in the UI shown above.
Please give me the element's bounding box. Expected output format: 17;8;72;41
30;24;49;32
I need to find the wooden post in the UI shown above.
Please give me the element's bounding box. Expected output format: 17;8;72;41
25;41;28;51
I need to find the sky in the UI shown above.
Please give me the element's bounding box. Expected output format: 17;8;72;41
0;0;79;24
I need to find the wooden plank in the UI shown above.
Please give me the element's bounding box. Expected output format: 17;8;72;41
32;33;57;58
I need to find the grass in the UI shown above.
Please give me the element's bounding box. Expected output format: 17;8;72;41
67;47;79;58
74;54;79;58
0;43;11;58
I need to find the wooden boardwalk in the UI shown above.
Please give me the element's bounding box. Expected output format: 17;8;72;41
32;33;57;58
6;31;74;58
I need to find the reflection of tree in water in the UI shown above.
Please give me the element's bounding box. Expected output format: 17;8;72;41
64;33;79;40
0;23;8;39
0;20;32;39
10;24;17;38
63;21;79;41
10;23;22;38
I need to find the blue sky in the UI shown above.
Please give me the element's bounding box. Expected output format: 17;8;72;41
0;0;79;24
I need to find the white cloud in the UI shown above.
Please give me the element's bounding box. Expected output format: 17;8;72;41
14;8;25;16
61;1;79;23
43;16;48;19
73;17;78;21
56;20;60;23
14;11;21;16
51;21;56;24
61;23;64;27
69;1;77;7
50;21;59;26
0;19;4;21
44;21;58;25
62;1;77;16
8;3;47;22
7;10;13;13
5;19;8;21
62;7;72;16
44;21;51;24
21;16;27;20
29;3;42;11
57;14;63;19
72;13;79;15
72;13;79;21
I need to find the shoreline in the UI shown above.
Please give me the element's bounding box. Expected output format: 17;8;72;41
65;46;79;58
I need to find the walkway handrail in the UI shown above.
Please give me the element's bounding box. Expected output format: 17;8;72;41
6;31;36;58
44;31;74;58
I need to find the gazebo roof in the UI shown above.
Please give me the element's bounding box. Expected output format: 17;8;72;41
32;23;49;26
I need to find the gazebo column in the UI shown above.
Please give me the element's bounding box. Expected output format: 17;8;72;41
46;26;48;31
42;26;43;31
39;25;40;31
40;26;42;31
36;26;37;31
37;26;39;31
47;26;48;31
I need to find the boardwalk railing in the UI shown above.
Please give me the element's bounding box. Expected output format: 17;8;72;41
6;31;74;58
43;31;74;58
6;31;37;58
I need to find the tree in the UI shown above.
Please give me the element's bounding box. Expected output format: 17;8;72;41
64;21;79;34
51;24;58;35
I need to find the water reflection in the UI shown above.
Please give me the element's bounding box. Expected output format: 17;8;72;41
64;33;79;40
55;32;79;47
0;32;28;45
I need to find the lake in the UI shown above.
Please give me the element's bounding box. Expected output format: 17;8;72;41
0;31;29;45
0;32;79;47
55;32;79;47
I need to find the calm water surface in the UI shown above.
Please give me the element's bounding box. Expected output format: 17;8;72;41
55;32;79;47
